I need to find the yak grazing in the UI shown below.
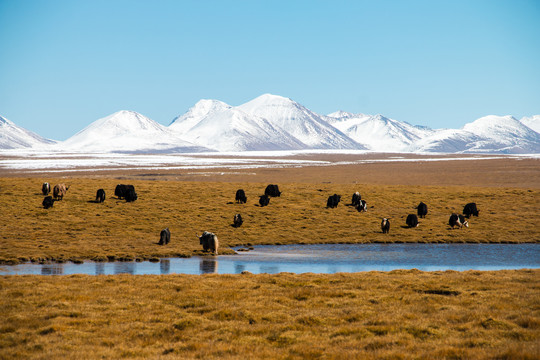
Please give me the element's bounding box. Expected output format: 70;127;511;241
449;213;469;229
235;189;247;204
115;184;137;202
259;194;270;207
265;184;281;197
327;194;341;208
463;203;479;218
417;202;428;218
406;214;419;228
53;184;69;200
42;196;54;209
159;228;171;245
351;192;361;207
95;189;106;203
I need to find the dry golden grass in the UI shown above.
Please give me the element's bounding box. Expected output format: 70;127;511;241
0;270;538;359
1;157;539;359
0;177;539;264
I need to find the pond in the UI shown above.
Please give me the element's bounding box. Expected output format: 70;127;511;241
1;243;538;275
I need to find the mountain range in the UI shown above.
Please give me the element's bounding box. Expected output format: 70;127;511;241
1;94;539;154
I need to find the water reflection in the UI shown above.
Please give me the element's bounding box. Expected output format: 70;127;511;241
200;259;218;274
260;265;279;274
95;262;105;275
2;244;539;276
114;262;135;275
41;264;63;275
234;263;246;273
160;259;170;274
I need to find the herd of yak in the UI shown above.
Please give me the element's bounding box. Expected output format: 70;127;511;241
39;182;480;256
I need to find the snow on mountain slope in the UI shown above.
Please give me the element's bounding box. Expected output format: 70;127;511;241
326;112;433;152
417;115;540;154
0;115;56;149
59;110;208;153
520;115;540;134
238;94;364;150
169;100;307;152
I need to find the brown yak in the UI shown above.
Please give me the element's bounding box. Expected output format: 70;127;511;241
53;184;70;200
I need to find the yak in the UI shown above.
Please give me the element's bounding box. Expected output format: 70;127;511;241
198;231;219;254
406;214;419;228
356;199;367;212
265;184;281;197
327;194;341;208
381;218;390;233
53;184;69;200
449;213;469;229
235;189;247;204
115;184;137;202
42;182;51;196
417;202;428;218
463;203;479;218
125;187;138;202
42;196;54;209
95;189;106;203
259;194;270;207
233;213;243;228
159;228;171;245
351;192;361;207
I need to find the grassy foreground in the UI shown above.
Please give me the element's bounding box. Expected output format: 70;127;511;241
0;177;539;264
1;270;538;359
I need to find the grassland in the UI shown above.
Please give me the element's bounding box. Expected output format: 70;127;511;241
1;270;538;359
1;156;539;359
0;177;538;264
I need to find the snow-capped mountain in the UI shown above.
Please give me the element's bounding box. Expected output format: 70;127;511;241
326;112;433;152
2;95;539;154
416;115;540;154
169;99;307;152
0;115;56;149
238;94;365;150
59;110;208;153
520;115;540;134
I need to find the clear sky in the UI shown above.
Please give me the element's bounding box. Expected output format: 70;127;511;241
1;0;539;140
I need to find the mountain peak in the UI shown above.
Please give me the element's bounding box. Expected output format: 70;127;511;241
255;93;293;103
462;115;524;137
327;110;356;119
520;115;540;133
238;94;364;149
0;114;56;149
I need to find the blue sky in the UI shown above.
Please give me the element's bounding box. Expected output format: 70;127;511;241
1;0;539;140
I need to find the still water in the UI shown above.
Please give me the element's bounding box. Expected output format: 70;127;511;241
1;243;538;276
